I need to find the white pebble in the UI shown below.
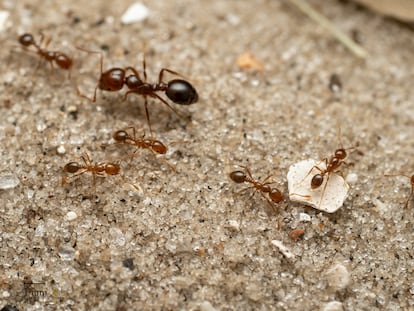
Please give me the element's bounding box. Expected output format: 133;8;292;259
325;263;350;290
66;211;78;221
0;173;20;190
322;301;344;311
287;159;349;213
121;3;149;24
57;145;66;154
2;291;10;298
199;301;217;311
271;240;295;260
299;212;311;222
345;173;358;184
0;11;11;32
226;220;240;231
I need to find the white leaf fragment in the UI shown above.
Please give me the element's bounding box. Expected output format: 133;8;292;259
287;159;349;213
121;3;149;24
271;240;295;260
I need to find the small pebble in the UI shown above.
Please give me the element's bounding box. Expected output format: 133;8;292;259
345;173;358;184
299;212;311;222
226;220;240;231
66;211;78;221
57;145;66;155
58;245;75;261
322;301;344;311
121;3;149;24
325;263;350;290
0;173;20;190
199;301;217;311
271;240;295;260
0;10;11;32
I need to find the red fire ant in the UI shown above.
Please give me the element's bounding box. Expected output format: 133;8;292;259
229;165;283;213
384;173;414;209
105;126;175;171
62;153;122;192
76;46;198;135
18;33;73;76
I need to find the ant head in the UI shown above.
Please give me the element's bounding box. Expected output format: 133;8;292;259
105;163;120;175
151;140;167;154
230;170;246;183
113;130;129;142
64;162;80;174
99;68;125;91
166;79;198;105
19;33;34;47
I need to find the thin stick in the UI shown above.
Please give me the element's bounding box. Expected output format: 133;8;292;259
287;0;368;59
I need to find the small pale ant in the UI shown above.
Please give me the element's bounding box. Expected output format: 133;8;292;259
62;153;121;192
384;173;414;209
105;126;175;171
18;33;73;76
229;165;283;213
76;47;198;135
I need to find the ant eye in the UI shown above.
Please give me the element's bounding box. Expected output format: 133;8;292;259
166;79;198;105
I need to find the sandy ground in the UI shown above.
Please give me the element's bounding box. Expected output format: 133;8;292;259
0;0;413;310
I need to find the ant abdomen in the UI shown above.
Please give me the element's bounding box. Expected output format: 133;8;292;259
311;174;324;189
148;140;167;154
166;79;198;105
269;188;283;203
104;163;120;175
99;68;125;91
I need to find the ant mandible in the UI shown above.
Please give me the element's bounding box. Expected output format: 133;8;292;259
106;126;175;171
18;33;73;75
229;165;284;213
76;46;198;135
62;153;121;192
384;173;414;209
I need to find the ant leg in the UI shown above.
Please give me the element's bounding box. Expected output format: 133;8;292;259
158;68;188;83
142;44;147;82
152;93;188;121
298;161;326;186
75;46;104;102
259;192;278;214
317;173;331;210
405;188;413;209
62;168;88;186
124;66;143;81
235;186;252;196
147;148;176;172
143;96;154;138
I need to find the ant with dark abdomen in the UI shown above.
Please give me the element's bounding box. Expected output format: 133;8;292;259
76;46;198;136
